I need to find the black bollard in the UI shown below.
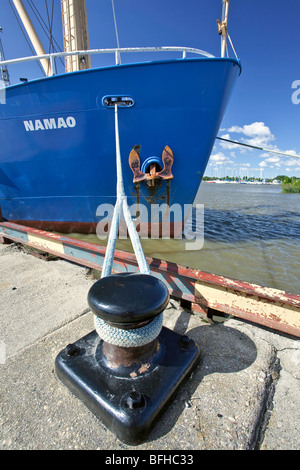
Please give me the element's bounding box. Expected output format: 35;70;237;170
55;273;200;445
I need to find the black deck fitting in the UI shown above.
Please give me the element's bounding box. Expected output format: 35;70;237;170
55;273;200;445
88;272;169;325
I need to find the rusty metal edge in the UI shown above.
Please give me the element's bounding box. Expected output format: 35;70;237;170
1;221;299;337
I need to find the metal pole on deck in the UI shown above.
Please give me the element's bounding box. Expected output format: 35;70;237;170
61;0;91;72
219;0;229;58
12;0;53;76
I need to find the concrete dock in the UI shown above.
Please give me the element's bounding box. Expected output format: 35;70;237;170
0;242;299;451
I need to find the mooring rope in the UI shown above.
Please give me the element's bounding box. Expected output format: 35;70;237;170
94;104;162;346
101;104;150;278
94;314;163;347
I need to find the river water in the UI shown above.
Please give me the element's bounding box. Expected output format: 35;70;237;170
71;182;300;296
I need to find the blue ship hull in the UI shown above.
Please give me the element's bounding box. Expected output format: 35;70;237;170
0;57;240;235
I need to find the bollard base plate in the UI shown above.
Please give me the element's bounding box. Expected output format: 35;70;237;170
55;326;200;445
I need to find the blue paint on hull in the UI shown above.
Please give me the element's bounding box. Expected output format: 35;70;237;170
0;57;240;232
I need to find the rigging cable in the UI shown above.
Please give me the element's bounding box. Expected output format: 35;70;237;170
26;0;64;68
44;0;54;53
216;136;300;159
44;0;56;72
111;0;121;64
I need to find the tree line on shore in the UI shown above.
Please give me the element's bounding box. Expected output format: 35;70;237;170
277;175;300;193
202;175;300;193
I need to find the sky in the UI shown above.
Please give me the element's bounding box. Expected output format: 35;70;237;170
0;0;300;179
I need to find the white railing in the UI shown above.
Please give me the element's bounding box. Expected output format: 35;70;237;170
0;46;215;77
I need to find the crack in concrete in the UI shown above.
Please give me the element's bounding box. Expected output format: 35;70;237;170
250;351;282;450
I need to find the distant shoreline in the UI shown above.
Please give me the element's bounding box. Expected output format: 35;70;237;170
202;179;280;185
202;176;300;191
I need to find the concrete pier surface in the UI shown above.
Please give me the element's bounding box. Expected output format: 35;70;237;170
0;242;299;451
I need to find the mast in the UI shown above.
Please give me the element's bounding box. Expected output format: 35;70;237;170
12;0;53;76
61;0;91;73
217;0;229;58
0;27;10;86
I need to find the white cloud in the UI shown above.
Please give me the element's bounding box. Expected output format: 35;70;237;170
228;122;272;137
227;122;275;148
265;156;280;163
227;125;243;133
258;156;282;169
213;122;300;177
208;152;233;165
261;152;272;158
286;158;300;167
284;167;300;172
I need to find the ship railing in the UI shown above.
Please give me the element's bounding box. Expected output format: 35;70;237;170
0;46;215;77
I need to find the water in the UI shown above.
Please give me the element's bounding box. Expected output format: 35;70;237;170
69;182;300;295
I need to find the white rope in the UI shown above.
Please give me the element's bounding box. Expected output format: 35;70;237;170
94;314;163;347
101;105;150;277
94;104;155;346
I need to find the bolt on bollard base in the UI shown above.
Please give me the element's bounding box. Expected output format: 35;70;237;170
55;273;200;445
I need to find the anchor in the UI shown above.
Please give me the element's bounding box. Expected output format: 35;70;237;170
128;145;146;183
129;145;174;186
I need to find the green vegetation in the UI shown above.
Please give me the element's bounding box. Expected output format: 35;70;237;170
280;176;300;193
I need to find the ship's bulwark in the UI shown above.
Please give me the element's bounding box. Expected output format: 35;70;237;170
0;58;241;234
